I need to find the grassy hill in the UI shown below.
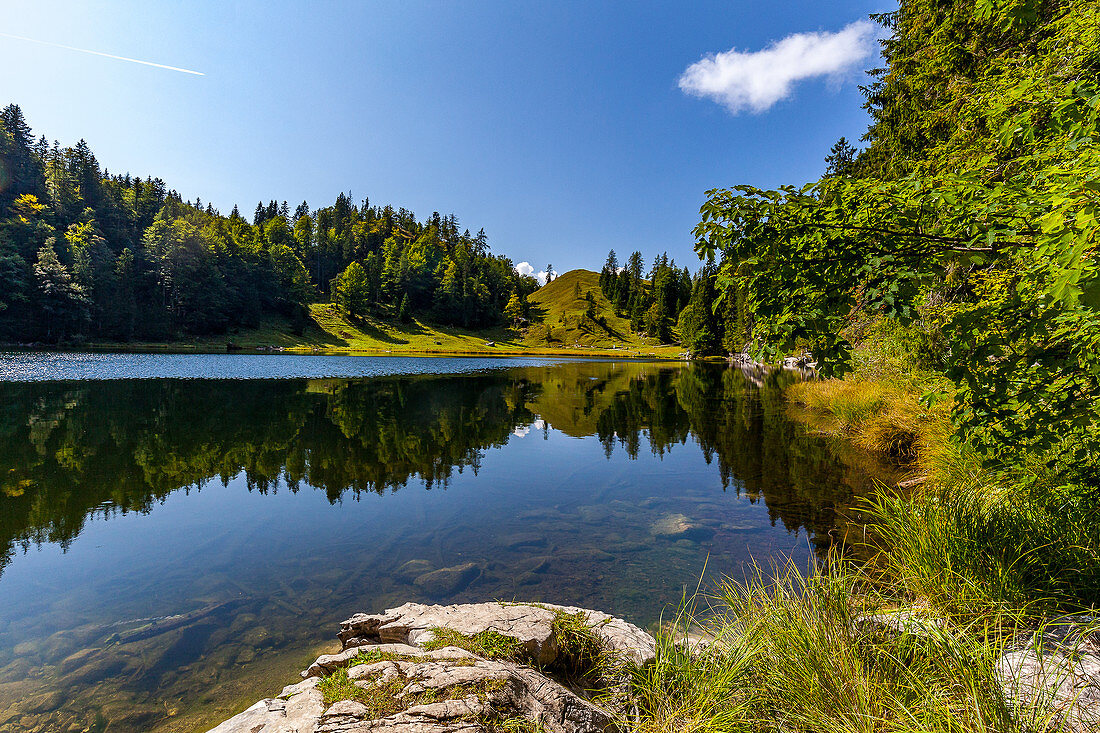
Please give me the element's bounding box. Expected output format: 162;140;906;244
523;269;668;351
89;271;680;357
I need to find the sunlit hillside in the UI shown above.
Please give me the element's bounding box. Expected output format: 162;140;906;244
523;269;667;351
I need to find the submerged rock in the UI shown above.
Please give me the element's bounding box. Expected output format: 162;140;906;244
394;559;435;583
208;601;657;733
413;563;481;597
650;513;714;542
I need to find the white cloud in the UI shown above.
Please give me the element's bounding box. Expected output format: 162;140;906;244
515;262;558;286
678;20;877;114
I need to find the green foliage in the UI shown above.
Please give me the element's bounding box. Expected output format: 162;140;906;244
823;137;857;177
336;260;370;319
694;0;1100;466
677;267;723;356
598;250;694;344
504;291;524;323
787;370;1100;611
32;238;88;341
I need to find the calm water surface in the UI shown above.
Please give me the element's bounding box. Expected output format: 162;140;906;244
0;353;893;733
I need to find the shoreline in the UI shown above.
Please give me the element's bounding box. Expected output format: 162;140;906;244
0;343;693;360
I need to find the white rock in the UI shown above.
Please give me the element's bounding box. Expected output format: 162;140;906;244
996;615;1100;732
206;682;324;733
337;602;655;667
211;601;652;733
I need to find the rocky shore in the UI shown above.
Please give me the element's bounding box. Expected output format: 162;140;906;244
207;601;657;733
207;600;1100;733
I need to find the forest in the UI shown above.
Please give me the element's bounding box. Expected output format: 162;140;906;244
0;106;539;343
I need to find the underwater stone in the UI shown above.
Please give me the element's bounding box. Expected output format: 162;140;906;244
394;559;435;583
649;513;714;541
412;563;481;597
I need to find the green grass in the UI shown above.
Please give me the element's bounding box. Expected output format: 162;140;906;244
547;610;606;682
480;717;547;733
748;322;1098;732
785;378;950;468
317;647;504;717
422;627;527;660
866;476;1100;615
524;270;676;352
616;564;1065;733
318;666;407;711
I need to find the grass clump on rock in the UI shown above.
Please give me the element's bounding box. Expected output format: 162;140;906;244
548;610;605;681
481;716;547;733
423;627;526;660
317;667;408;712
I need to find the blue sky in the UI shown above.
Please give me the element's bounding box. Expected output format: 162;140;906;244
0;0;890;273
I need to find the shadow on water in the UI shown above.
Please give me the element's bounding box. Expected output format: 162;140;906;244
0;359;898;733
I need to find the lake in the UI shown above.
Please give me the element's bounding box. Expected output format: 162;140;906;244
0;354;893;733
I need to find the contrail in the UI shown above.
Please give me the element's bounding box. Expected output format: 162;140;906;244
0;32;204;76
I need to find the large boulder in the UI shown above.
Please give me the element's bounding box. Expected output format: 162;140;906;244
208;602;656;733
336;602;656;667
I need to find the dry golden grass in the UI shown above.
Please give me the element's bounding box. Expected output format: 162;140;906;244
786;379;952;474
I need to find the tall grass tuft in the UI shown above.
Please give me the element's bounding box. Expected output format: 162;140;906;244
786;379;949;466
866;479;1100;614
616;562;1067;733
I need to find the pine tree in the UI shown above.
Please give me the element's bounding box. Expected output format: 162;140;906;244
34;239;88;341
824;137;857;177
398;293;412;323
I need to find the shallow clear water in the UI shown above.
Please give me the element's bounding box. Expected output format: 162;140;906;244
0;354;892;733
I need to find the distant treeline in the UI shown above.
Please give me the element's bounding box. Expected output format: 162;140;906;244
0;104;538;343
598;250;748;355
